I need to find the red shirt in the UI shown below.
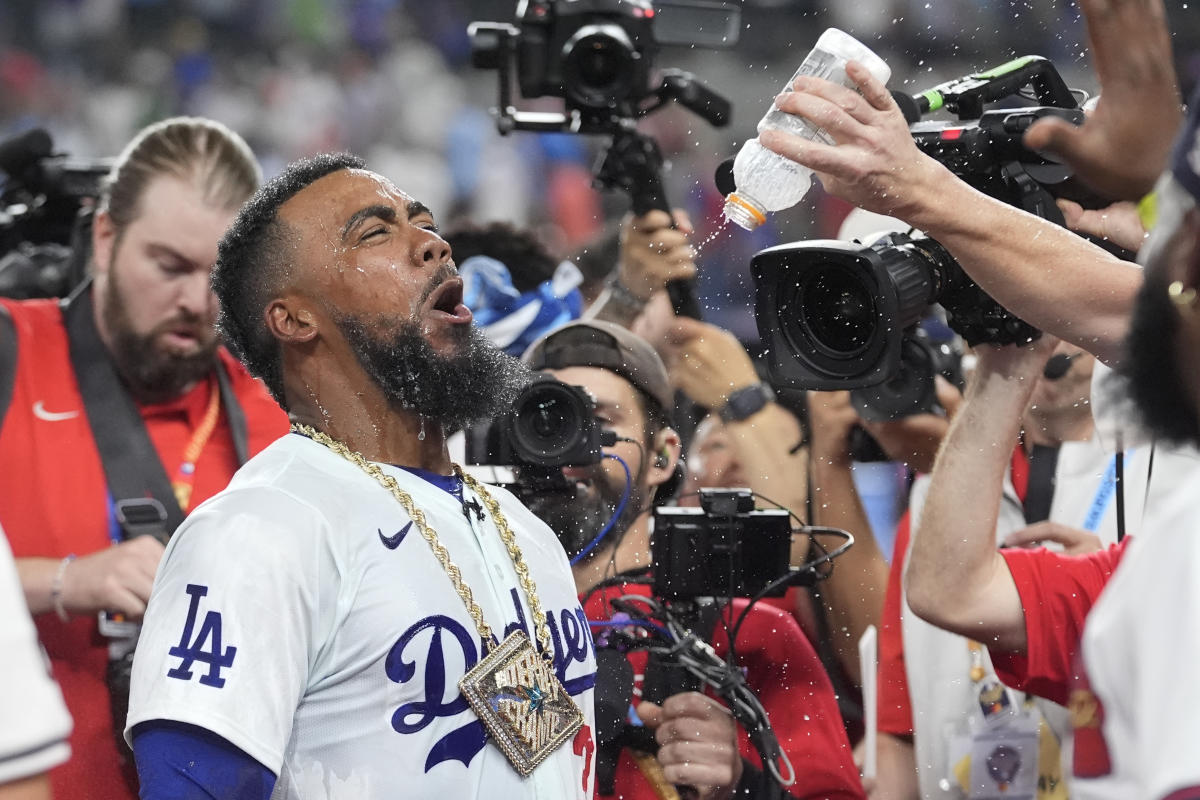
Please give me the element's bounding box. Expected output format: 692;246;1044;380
876;510;914;736
991;540;1129;706
875;448;1034;736
0;297;288;800
583;582;864;799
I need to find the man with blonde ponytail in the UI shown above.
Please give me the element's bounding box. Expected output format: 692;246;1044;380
0;117;288;799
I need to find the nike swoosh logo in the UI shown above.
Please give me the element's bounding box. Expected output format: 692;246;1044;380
32;401;81;422
378;522;413;551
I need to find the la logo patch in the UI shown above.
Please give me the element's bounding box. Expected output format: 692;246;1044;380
166;584;237;688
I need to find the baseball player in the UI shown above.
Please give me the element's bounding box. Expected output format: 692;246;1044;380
125;154;596;799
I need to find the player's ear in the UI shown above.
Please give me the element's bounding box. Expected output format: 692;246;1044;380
266;294;319;345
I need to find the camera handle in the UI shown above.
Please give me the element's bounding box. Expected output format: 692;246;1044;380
912;54;1077;120
595;127;702;319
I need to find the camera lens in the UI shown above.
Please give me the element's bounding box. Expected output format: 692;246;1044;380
562;24;636;108
576;40;621;87
791;263;876;358
512;380;589;463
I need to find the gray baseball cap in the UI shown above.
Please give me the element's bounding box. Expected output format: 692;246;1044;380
522;320;674;414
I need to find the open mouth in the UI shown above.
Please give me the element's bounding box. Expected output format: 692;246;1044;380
425;277;472;324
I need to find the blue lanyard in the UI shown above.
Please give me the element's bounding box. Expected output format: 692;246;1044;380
106;494;122;545
1082;452;1125;533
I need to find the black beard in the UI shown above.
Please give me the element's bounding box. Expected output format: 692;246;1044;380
1122;269;1200;446
335;313;533;432
522;469;647;561
102;264;217;404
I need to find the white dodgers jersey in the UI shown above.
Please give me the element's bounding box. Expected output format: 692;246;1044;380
126;433;597;799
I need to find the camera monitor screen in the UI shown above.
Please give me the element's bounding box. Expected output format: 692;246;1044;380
651;506;791;599
653;0;740;49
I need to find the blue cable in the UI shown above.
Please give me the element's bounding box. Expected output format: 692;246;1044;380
587;619;674;640
569;453;632;566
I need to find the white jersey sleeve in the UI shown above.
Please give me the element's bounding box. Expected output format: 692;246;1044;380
0;529;72;784
126;485;338;775
1078;480;1200;798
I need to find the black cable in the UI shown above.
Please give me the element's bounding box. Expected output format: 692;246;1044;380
727;525;853;656
1115;450;1126;542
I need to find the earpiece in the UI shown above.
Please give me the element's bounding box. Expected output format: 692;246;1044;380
654;445;670;469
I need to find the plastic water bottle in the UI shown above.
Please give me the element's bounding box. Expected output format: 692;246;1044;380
723;29;891;231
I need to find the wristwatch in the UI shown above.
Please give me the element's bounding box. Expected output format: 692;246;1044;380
719;382;775;423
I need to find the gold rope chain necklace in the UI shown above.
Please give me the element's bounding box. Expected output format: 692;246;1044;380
291;423;583;776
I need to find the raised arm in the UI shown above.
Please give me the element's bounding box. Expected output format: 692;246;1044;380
806;391;889;687
905;339;1056;652
762;64;1142;365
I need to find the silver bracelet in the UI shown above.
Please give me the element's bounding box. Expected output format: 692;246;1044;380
605;275;648;314
51;554;75;623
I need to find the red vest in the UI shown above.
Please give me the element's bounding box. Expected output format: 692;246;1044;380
0;297;288;800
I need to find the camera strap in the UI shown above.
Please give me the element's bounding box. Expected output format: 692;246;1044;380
60;281;248;540
0;305;14;428
1022;444;1059;525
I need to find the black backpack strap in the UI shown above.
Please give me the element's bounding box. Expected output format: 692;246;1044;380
0;304;15;428
214;359;249;467
61;283;187;538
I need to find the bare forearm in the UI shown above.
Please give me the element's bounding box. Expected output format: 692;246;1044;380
0;774;52;800
810;455;888;686
16;558;59;616
873;733;919;800
906;366;1031;646
908;172;1141;366
585;286;641;329
727;405;808;516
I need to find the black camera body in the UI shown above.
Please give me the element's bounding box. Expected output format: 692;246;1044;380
466;374;616;469
652;489;791;600
0;128;109;299
500;0;657;117
468;1;734;319
751;56;1088;391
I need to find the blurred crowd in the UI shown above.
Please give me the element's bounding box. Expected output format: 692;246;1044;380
5;1;1200;799
7;0;1198;338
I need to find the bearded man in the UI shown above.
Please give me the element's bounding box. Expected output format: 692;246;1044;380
124;153;596;799
0;117;287;800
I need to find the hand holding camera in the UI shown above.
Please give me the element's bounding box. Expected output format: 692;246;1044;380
638;693;743;800
618;209;697;303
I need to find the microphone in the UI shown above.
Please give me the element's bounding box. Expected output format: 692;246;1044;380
1042;352;1077;380
0;128;53;178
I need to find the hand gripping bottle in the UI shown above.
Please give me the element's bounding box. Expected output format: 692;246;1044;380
723;28;891;230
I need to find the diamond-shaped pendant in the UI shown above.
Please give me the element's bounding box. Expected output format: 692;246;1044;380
458;630;584;776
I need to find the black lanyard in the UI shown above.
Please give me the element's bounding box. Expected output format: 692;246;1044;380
1023;444;1059;525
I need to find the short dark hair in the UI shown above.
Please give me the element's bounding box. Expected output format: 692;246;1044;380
443;221;559;293
213;152;365;407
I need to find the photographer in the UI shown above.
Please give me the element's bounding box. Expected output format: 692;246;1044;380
520;321;863;799
904;128;1200;791
0;117;288;799
879;344;1149;798
759;0;1181;366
